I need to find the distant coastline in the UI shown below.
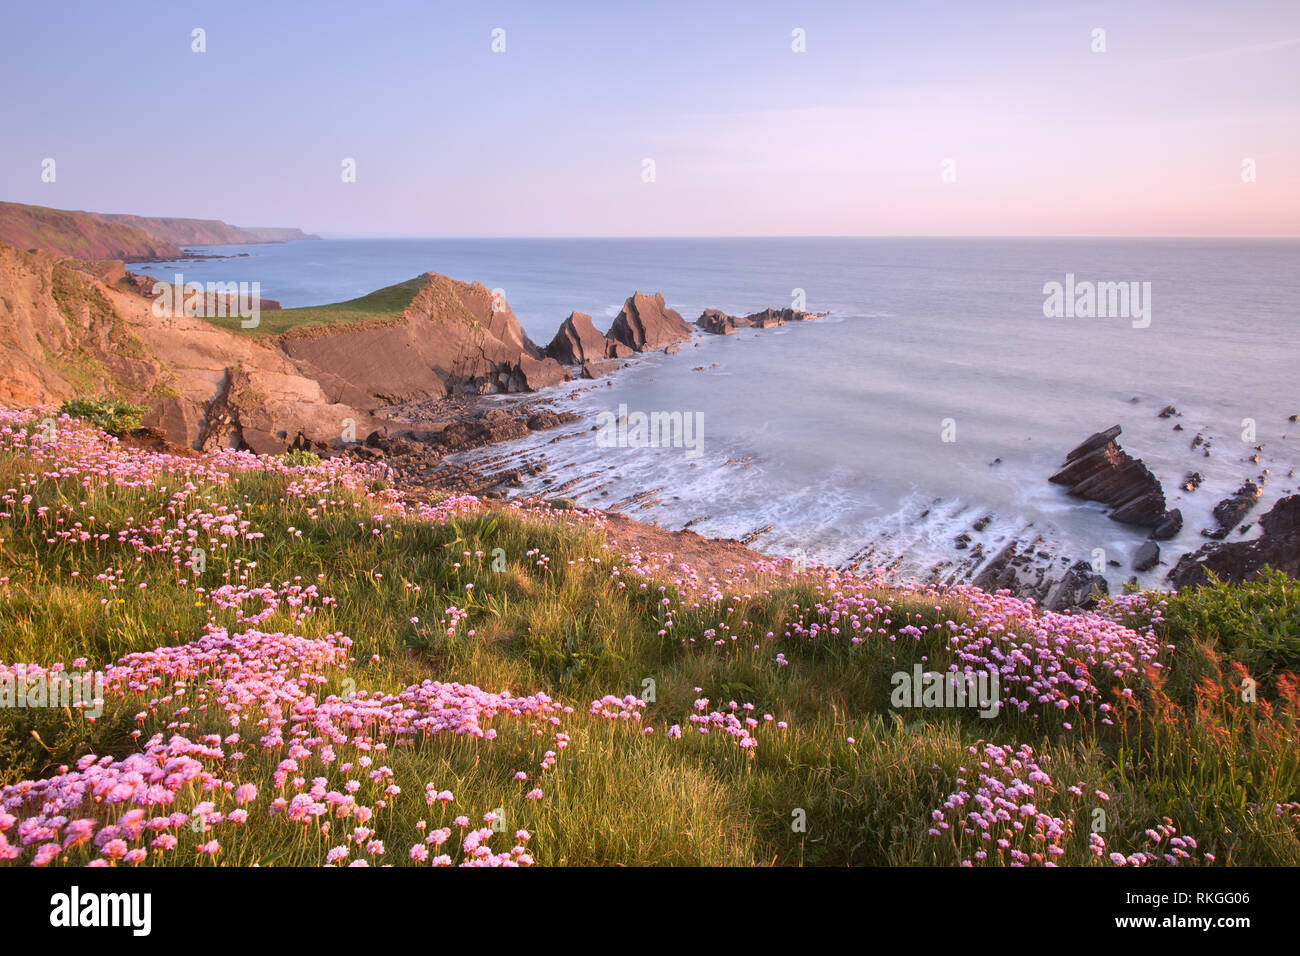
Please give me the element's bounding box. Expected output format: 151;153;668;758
0;200;317;262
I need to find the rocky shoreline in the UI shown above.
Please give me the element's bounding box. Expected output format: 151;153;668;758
5;236;1295;610
367;399;1300;610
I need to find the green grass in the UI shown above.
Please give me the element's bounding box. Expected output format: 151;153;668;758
198;275;427;336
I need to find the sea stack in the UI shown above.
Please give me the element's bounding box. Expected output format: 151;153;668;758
607;292;694;352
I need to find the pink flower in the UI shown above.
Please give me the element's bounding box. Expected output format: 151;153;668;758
32;843;61;866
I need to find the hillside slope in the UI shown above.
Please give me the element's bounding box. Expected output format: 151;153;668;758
0;201;182;260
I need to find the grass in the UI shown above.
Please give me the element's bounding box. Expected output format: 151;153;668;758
0;412;1297;867
198;275;427;336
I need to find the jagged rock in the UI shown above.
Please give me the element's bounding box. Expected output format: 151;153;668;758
545;312;612;365
696;309;742;335
1132;540;1160;572
747;306;819;328
1170;495;1300;588
1203;481;1262;539
1050;425;1173;527
696;305;823;336
1043;561;1109;611
1157;405;1178;418
607;292;693;352
1182;472;1203;491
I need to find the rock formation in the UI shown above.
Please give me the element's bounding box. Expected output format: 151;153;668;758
1049;426;1175;529
1203;481;1262;539
277;272;570;405
607;292;693;352
970;542;1108;611
545;312;621;366
1132;540;1160;572
696;309;742;335
696;306;822;335
1170;495;1300;589
1043;560;1110;611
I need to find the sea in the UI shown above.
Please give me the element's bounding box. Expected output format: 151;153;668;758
134;237;1300;588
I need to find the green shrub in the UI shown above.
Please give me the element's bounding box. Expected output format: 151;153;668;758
1160;569;1300;693
57;396;146;435
279;448;322;467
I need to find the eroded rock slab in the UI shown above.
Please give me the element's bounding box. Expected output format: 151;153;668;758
1050;425;1174;528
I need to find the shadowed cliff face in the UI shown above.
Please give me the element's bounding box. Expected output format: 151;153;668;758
0;244;571;454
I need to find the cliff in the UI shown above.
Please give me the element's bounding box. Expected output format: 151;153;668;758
100;214;320;245
0;202;317;260
0;242;566;454
0;202;183;261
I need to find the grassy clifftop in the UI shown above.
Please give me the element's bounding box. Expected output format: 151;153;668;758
0;407;1297;867
197;275;429;337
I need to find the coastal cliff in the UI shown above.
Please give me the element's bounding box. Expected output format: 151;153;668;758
0;202;183;261
0;201;316;260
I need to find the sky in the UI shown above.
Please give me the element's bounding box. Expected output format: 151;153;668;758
1;0;1297;237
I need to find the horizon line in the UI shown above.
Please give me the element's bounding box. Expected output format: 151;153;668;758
295;233;1300;241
